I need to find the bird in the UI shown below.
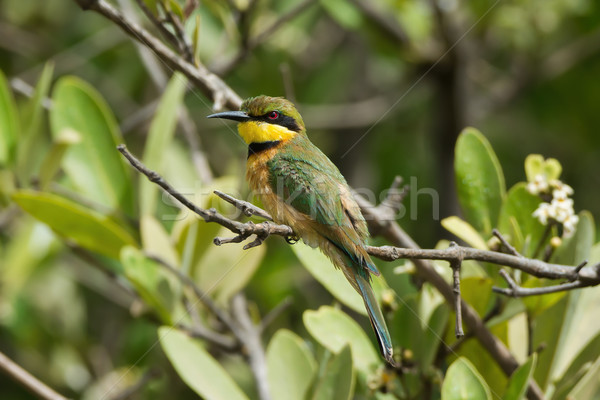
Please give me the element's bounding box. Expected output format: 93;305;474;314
208;95;394;366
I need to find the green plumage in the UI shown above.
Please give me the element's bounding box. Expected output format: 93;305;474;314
208;95;395;366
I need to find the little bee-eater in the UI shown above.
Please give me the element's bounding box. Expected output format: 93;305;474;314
208;95;394;365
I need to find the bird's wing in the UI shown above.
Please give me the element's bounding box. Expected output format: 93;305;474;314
267;143;378;275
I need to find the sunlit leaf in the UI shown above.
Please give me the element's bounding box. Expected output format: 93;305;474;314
141;215;180;266
319;0;363;30
460;276;493;318
50;76;134;214
552;332;600;399
12;190;137;259
121;247;176;324
311;345;355;400
502;354;536;400
441;357;492;400
441;216;488;250
17;62;54;183
159;327;249;400
454;127;506;234
304;306;380;373
140;73;187;216
195;227;266;304
0;69;19;166
566;357;600;400
266;329;316;400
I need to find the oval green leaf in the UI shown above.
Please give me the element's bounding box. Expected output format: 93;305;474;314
311;345;355;400
50;76;134;214
12;190;137;259
0;69;19;166
503;354;537;400
139;73;187;216
159;326;249;400
442;357;492;400
266;329;316;400
303;306;379;373
454;127;506;235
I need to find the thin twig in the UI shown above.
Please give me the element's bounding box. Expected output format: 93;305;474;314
494;270;585;297
175;323;238;351
214;190;273;220
259;297;293;332
0;351;70;400
214;0;318;75
449;242;464;338
118;145;294;243
73;0;242;110
145;253;237;331
231;294;271;400
492;229;522;257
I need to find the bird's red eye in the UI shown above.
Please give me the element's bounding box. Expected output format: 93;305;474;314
268;111;279;120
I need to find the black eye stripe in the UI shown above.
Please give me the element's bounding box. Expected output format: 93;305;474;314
251;112;301;132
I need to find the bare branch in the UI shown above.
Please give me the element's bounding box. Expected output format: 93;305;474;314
492;229;522;257
493;270;586;297
0;351;70;400
72;0;242;110
231;294;271;400
214;190;273;220
118;145;294;245
214;0;318;75
449;242;464;338
259;297;293;333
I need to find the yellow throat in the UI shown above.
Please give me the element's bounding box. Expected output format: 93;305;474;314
237;121;296;144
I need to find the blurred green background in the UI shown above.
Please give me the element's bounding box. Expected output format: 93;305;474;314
1;0;600;399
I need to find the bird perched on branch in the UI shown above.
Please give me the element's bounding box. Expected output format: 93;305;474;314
208;95;394;366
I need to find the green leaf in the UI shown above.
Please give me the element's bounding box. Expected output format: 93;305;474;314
159;326;249;400
552;332;600;399
566;357;600;400
121;246;176;324
454;127;506;234
12;190;137;259
320;0;363;30
532;295;568;388
503;354;536;400
17;62;54;183
266;329;316;400
50;76;133;214
292;244;366;316
141;215;180;266
0;69;19;166
140;73;187;216
303;306;380;373
442;357;492;400
311;345;355;400
441;216;488;249
460;276;493;318
195;227;266;304
497;183;545;256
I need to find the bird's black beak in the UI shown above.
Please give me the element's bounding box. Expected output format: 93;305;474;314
207;110;250;122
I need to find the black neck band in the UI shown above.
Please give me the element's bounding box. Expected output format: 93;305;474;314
248;141;281;158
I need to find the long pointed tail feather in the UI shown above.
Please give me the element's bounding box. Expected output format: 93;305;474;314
354;271;395;366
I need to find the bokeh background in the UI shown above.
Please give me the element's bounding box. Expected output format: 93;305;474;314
1;0;600;398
